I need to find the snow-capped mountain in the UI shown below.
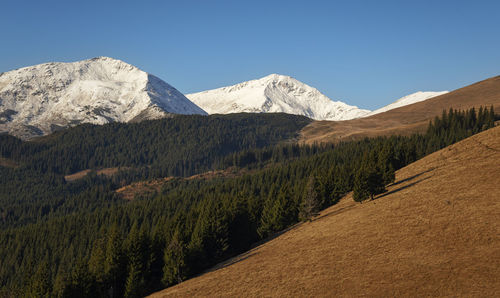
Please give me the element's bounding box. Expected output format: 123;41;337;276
364;91;449;117
0;57;207;139
187;74;370;121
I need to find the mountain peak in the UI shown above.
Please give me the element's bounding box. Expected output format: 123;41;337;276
89;56;118;61
261;73;293;81
187;75;369;120
365;91;449;117
85;56;136;67
0;58;206;139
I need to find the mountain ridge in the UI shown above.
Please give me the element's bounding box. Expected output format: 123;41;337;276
0;57;207;139
364;91;449;117
187;74;370;121
299;75;500;144
1;57;486;141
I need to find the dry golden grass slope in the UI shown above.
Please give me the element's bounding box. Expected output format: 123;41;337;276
150;125;500;297
64;167;127;182
115;168;247;200
300;75;500;143
0;157;18;168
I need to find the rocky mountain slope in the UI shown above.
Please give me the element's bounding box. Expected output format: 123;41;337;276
187;74;370;121
0;57;206;139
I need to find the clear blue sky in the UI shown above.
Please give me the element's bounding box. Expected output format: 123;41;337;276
1;0;499;110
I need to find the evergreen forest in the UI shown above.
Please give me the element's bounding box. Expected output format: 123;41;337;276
0;107;496;297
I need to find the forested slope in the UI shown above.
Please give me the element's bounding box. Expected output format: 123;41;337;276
152;124;500;297
1;113;311;176
0;107;495;297
0;113;310;228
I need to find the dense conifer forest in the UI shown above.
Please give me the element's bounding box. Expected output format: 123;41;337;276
0;113;310;229
0;113;311;176
0;107;496;297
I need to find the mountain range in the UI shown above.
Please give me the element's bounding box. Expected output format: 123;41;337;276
0;57;448;139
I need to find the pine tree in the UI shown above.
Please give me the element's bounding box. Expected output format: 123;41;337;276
258;183;296;237
366;168;385;200
486;105;495;129
353;167;370;202
27;261;52;297
299;176;320;221
378;142;396;185
61;261;97;298
189;200;230;271
162;229;187;286
104;224;127;298
258;186;279;238
332;165;351;202
353;152;386;202
316;168;336;208
88;237;106;290
478;106;485;130
124;224;150;298
124;262;143;298
468;107;477;132
274;183;296;229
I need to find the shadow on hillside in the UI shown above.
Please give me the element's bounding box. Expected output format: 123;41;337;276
376;176;432;200
389;168;435;188
313;203;357;222
472;137;500;153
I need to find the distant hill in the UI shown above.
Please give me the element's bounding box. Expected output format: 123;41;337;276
150;125;500;297
0;57;206;139
300;75;500;143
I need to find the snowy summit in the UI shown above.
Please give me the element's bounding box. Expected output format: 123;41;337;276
364;91;449;117
0;57;207;139
187;74;370;121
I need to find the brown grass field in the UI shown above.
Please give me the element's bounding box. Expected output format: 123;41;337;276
0;157;19;168
64;167;127;182
300;75;500;144
116;177;175;200
150;125;500;297
116;168;247;200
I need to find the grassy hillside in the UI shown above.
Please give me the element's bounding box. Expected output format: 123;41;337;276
300;75;500;143
151;125;500;297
